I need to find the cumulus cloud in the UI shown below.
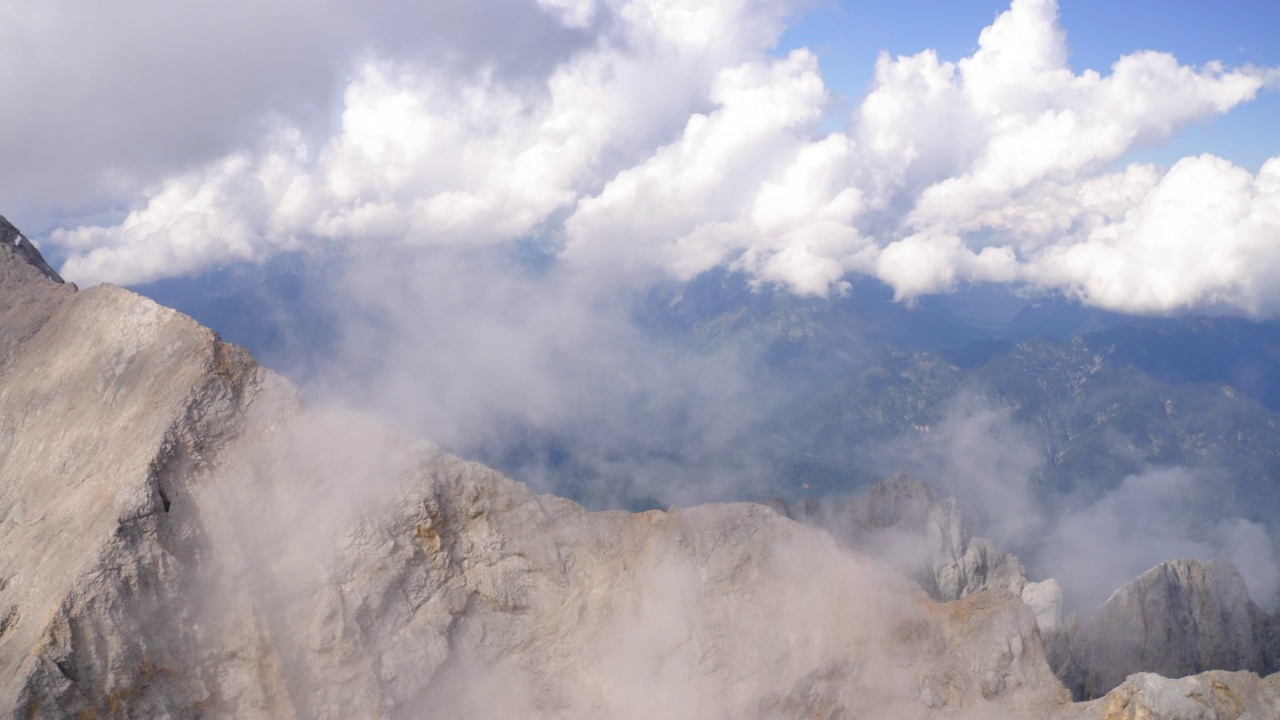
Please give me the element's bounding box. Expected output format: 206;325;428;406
1024;155;1280;316
561;49;872;293
53;131;314;283
49;0;806;286
29;0;1280;317
0;0;601;225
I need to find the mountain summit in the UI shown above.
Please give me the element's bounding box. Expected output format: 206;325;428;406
0;216;63;284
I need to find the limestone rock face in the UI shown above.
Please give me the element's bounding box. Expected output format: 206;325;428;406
283;473;1071;719
0;220;1277;719
1061;671;1280;720
1072;559;1280;700
780;475;1028;602
1022;579;1065;636
1022;578;1083;689
0;222;73;367
0;230;273;716
0;216;63;284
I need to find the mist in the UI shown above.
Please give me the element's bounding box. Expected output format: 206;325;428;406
1041;466;1280;611
870;395;1280;613
177;367;970;719
276;244;800;511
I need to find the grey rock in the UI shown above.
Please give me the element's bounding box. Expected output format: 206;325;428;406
0;215;64;284
1061;670;1280;720
770;473;1280;706
1022;579;1065;636
1024;578;1084;693
779;479;1102;692
0;226;74;367
0;235;273;716
1072;559;1280;700
781;475;1029;603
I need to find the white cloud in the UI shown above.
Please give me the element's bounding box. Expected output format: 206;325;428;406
0;0;601;225
47;0;806;286
875;233;1018;300
55;133;313;285
562;49;844;286
1023;155;1280;316
36;0;1280;317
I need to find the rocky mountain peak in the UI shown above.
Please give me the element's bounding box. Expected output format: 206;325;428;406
0;218;76;367
1070;558;1280;699
0;215;64;284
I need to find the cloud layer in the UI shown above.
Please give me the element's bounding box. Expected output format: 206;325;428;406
20;0;1280;316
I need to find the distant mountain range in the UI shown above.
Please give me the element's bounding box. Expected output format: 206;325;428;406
131;256;1280;540
773;325;1280;507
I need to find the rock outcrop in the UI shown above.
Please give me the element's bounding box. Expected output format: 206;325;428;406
1060;671;1280;720
778;479;1280;705
0;229;273;715
778;475;1029;602
0;218;73;367
1;221;1278;718
0;215;63;284
1071;559;1280;700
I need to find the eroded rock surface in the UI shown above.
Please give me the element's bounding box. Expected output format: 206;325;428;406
1061;671;1280;720
1072;559;1280;700
0;216;63;284
0;226;273;716
0;220;73;367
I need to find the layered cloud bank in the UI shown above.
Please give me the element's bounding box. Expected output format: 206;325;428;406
27;0;1280;315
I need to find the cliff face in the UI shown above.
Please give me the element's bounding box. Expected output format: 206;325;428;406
0;230;273;715
0;225;1277;719
1072;559;1280;700
0;216;73;366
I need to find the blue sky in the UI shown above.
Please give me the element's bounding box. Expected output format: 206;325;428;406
779;1;1280;170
